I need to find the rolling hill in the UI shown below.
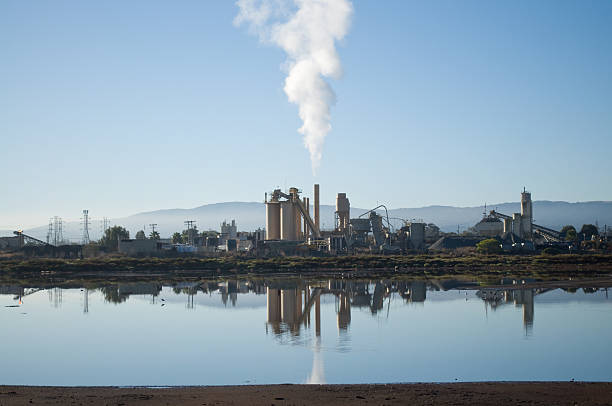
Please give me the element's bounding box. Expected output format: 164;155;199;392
8;200;611;243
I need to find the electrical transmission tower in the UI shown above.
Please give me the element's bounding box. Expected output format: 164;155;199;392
100;217;110;238
184;220;196;245
47;220;53;245
81;209;90;245
48;216;63;246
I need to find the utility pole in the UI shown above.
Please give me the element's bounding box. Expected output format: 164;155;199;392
149;223;158;239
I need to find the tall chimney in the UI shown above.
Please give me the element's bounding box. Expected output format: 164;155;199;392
303;197;308;237
314;184;320;231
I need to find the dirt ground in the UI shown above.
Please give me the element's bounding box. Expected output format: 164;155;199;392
1;382;611;405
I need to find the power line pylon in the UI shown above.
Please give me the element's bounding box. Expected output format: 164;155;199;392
81;210;90;245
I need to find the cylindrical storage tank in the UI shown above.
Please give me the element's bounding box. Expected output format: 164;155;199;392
503;218;512;234
280;200;297;240
281;289;299;324
408;223;426;250
266;201;281;240
512;213;522;237
294;202;302;240
267;288;281;323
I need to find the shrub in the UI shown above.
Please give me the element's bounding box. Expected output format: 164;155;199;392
476;239;502;254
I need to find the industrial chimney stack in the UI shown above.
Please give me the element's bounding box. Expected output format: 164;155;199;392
314;184;320;231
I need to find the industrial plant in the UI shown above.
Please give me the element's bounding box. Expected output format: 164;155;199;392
260;185;609;255
1;185;610;258
261;184;435;255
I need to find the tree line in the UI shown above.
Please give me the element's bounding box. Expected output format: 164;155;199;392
559;224;600;241
97;225;220;251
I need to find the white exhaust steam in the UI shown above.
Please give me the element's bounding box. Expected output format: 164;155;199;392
235;0;353;174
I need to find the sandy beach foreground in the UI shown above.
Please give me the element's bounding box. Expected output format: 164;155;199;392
1;383;611;405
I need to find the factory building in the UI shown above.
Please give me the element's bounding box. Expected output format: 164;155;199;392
472;216;504;237
473;189;541;241
118;238;161;256
265;185;321;242
262;183;443;254
220;220;237;240
0;236;21;251
407;222;426;250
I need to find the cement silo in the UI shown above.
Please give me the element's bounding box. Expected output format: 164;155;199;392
503;218;513;234
265;185;321;242
521;190;533;238
280;200;298;240
266;201;281;240
336;193;350;231
408;223;426;250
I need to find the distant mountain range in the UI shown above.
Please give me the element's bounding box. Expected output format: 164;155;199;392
3;200;611;243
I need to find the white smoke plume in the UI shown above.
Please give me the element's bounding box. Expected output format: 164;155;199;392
235;0;353;174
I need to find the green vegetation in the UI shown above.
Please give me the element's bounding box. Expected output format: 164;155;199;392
476;239;502;254
2;253;612;281
149;231;160;240
560;225;577;241
172;232;183;244
99;226;130;251
579;224;599;240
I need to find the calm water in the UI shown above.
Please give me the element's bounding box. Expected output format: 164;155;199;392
1;278;611;386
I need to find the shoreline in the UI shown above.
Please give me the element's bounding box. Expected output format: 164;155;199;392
2;275;612;291
2;253;612;281
2;383;611;405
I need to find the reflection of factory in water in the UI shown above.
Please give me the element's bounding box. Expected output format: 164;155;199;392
265;279;432;338
477;281;542;333
5;279;597;336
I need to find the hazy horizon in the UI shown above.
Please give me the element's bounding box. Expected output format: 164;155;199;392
3;192;612;231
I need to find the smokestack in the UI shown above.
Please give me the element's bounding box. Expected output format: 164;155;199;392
314;184;320;231
303;197;309;237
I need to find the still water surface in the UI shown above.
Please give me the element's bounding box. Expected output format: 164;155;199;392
1;278;611;385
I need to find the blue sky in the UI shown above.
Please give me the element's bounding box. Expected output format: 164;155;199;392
1;0;611;229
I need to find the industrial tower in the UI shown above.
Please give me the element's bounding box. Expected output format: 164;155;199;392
47;216;63;246
81;209;90;245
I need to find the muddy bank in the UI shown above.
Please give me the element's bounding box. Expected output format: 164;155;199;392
1;383;611;405
1;253;612;282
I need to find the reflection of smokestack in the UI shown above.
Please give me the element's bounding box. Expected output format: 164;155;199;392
306;337;325;384
337;293;351;330
314;184;320;231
